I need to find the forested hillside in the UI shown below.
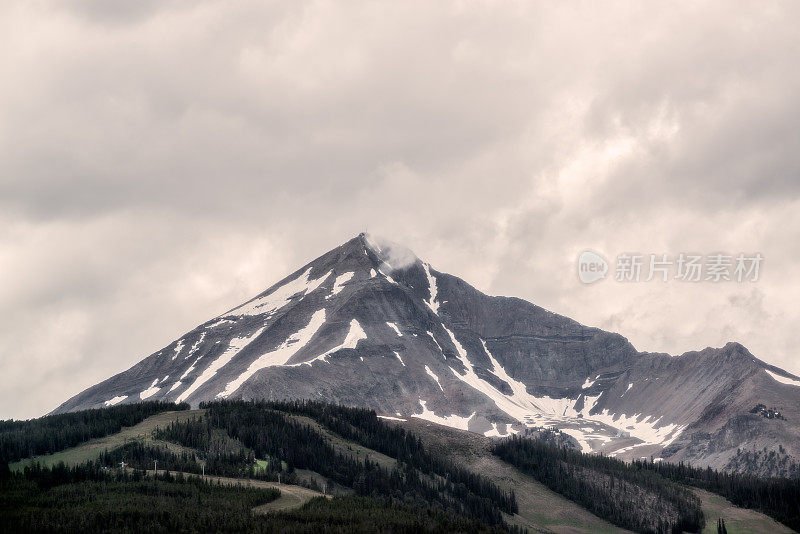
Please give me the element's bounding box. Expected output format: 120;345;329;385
634;455;800;531
494;436;800;533
3;400;799;533
156;400;517;526
0;463;508;533
0;402;187;464
493;436;704;533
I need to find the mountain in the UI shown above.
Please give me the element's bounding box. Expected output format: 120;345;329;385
54;234;800;477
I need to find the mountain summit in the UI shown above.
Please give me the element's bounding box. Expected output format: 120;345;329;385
55;234;800;476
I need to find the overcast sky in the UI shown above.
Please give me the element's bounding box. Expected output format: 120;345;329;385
2;1;799;419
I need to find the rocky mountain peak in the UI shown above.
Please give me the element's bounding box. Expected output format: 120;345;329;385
52;235;800;478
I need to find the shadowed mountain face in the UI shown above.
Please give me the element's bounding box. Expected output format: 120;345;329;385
54;234;800;477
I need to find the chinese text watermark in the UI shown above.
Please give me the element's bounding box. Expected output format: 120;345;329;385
578;252;762;284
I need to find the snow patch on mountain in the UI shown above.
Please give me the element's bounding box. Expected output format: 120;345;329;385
295;319;367;367
765;369;800;386
427;331;445;358
560;429;594;453
447;336;686;450
139;379;161;400
443;326;468;362
177;327;265;403
104;395;127;407
484;423;515;438
328;272;354;298
476;337;572;422
412;399;474;430
447;328;573;425
588;410;685;448
185;332;207;360
340;320;367;349
205;319;233;330
171;340;185;361
226;267;330;317
377;415;407;422
381;271;399;285
394;351;405;366
422;263;440;313
180;356;202;381
218;309;327;398
425;365;444;391
386;322;402;336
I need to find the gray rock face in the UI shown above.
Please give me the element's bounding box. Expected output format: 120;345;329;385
53;234;800;477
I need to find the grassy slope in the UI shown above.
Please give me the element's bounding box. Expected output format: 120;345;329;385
695;489;795;534
396;417;629;534
6;408;327;513
286;414;399;470
281;414;404;496
396;417;798;534
144;469;328;512
9;409;204;471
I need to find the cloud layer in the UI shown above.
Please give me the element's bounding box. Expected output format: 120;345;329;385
2;1;799;419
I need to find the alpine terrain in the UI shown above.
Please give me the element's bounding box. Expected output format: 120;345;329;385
54;234;800;477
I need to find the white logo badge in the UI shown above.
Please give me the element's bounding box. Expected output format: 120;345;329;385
578;250;608;284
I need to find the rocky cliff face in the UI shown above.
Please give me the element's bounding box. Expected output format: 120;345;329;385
54;234;800;477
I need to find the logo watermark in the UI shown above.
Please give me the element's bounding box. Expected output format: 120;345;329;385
577;252;762;284
577;250;609;284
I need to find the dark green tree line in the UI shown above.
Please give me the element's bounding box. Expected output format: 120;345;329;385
0;401;188;463
494;436;704;533
1;461;513;533
176;400;515;525
632;456;800;531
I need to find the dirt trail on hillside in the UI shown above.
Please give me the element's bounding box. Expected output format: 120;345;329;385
145;469;329;513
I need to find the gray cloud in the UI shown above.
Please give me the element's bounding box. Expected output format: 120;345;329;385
1;1;799;419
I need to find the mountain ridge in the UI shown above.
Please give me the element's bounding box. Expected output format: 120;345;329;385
53;234;800;477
